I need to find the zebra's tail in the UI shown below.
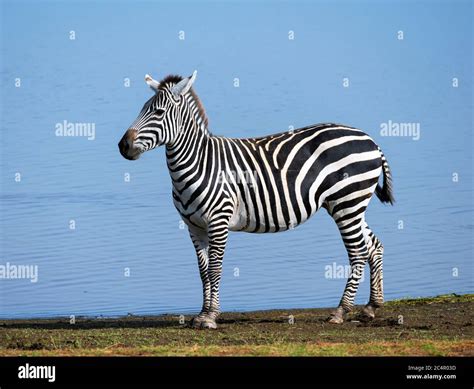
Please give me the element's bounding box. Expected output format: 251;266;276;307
375;146;395;205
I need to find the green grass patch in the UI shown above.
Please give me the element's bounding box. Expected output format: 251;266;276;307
385;293;474;306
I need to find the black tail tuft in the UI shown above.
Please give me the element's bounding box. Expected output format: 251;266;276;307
375;147;395;205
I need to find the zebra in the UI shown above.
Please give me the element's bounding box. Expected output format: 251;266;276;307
118;71;394;329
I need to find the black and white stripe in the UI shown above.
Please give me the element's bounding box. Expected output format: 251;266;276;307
118;72;395;327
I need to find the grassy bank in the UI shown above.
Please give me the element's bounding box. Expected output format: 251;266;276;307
1;294;472;356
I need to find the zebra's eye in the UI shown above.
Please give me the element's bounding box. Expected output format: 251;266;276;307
156;109;165;117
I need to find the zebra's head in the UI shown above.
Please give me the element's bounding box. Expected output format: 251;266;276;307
118;71;198;160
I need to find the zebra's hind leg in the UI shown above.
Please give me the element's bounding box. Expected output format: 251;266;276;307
188;227;213;329
361;224;384;319
329;217;370;324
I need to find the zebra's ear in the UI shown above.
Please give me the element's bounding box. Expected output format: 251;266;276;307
145;74;160;92
171;70;197;97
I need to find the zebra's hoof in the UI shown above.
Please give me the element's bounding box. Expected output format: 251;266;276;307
199;319;217;329
328;316;344;324
190;315;217;329
190;315;205;328
362;304;376;319
328;307;345;324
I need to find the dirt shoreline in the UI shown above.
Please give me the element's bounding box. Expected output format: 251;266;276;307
1;294;472;356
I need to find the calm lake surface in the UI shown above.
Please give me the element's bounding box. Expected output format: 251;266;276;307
0;1;472;319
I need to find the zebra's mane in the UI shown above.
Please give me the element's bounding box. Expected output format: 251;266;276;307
159;74;209;130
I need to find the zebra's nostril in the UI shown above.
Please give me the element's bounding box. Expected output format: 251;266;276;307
118;137;129;155
119;129;139;159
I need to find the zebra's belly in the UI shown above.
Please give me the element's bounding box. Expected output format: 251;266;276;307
228;196;315;233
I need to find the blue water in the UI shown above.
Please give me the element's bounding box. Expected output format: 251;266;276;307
0;0;472;319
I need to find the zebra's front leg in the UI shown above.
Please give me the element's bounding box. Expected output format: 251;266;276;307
188;228;212;329
197;216;230;329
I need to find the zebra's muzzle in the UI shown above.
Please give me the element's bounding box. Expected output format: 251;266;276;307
118;129;140;160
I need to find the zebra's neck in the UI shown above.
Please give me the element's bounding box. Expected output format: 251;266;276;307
166;120;210;159
165;95;211;180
